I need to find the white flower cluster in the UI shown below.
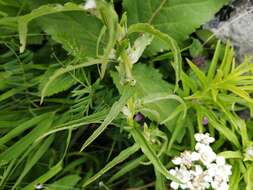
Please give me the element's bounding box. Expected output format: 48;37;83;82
169;133;232;190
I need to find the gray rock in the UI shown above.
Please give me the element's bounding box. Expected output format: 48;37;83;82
206;0;253;61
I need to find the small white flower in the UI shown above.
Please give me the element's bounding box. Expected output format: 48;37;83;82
121;106;131;118
194;133;215;145
195;143;216;166
170;181;180;189
170;133;232;190
172;151;200;168
83;0;96;10
169;166;192;189
216;156;225;165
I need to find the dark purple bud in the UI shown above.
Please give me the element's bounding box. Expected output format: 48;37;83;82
134;113;145;122
202;117;209;125
236;109;251;120
193;56;205;67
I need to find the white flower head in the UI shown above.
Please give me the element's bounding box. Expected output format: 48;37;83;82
169;166;192;189
194;133;215;145
195;143;216;166
170;133;232;190
172;151;199;168
84;0;96;10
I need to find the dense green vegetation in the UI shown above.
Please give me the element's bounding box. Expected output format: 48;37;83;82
0;0;253;189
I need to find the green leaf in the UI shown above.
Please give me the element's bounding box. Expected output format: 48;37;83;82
0;113;49;147
130;124;179;182
40;59;101;103
189;38;203;57
187;58;208;88
229;161;241;190
155;168;166;190
0;113;54;162
112;64;180;130
80;84;135;151
18;2;104;57
82;144;139;187
246;163;253;190
207;40;221;81
23;161;63;190
218;151;242;159
12;136;55;190
37;11;104;59
95;0;118;77
128;23;182;89
39;65;76;98
108;155;146;183
123;0;228;52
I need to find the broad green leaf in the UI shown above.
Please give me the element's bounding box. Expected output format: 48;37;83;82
48;175;81;190
18;2;104;57
0;113;54;162
82;143;140;187
37;11;104;59
123;0;229;52
111;64;180;130
80;84;135;151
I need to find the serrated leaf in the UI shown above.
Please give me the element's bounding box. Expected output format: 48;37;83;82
37;11;104;59
40;59;101;103
123;0;228;53
18;2;104;58
39;65;76;98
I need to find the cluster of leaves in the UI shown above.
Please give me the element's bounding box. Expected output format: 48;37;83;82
0;0;253;189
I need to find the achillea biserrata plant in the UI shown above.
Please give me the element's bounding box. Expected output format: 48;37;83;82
169;133;232;190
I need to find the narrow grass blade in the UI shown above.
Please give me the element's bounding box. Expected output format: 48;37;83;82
12;136;55;189
80;85;134;151
0;113;54;162
22;161;63;190
82;143;139;187
108;155;146;183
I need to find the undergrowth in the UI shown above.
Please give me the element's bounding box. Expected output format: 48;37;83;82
0;0;253;189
